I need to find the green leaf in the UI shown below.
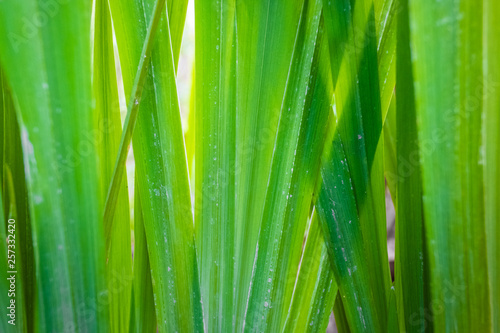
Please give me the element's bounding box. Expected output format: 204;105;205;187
318;0;392;330
0;1;106;331
131;179;157;333
234;2;304;328
244;1;338;330
383;96;397;200
103;0;166;225
109;0;203;330
387;284;399;332
408;0;490;330
484;0;500;330
392;1;424;331
185;68;195;176
283;212;338;333
194;0;236;331
333;293;351;333
375;0;396;118
244;0;326;330
93;0;132;331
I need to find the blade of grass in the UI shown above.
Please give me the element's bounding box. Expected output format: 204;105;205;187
185;68;195;176
93;0;132;331
109;0;203;330
318;0;392;330
117;1;188;331
245;2;337;330
392;1;424;331
283;211;338;333
383;96;397;200
409;0;490;330
387;284;399;332
326;0;397;119
0;0;106;330
131;179;157;333
333;292;351;333
484;0;500;329
194;0;236;331
103;0;166;226
267;32;334;333
244;0;325;330
234;2;304;327
375;0;396;117
166;0;188;70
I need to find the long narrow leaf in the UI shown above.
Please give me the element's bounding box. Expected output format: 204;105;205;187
392;1;424;331
484;0;500;329
109;0;203;330
409;0;490;330
131;181;157;332
234;2;304;327
283;212;338;333
194;1;236;331
244;0;325;330
103;0;166;226
333;293;351;333
0;1;105;330
93;0;132;331
318;0;392;330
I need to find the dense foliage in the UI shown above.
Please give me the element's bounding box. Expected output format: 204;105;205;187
0;0;498;332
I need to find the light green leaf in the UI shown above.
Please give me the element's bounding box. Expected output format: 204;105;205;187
318;0;392;330
109;0;203;330
244;0;338;329
102;0;167;225
283;212;338;333
244;0;325;330
0;1;106;331
392;1;424;331
383;96;397;200
409;0;490;330
93;0;132;331
484;0;500;329
375;0;396;118
234;2;304;328
131;180;157;333
194;0;236;331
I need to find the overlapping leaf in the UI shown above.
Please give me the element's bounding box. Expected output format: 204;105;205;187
317;0;393;330
245;0;337;330
234;2;304;327
109;0;202;330
0;1;106;331
283;212;338;333
93;0;132;331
